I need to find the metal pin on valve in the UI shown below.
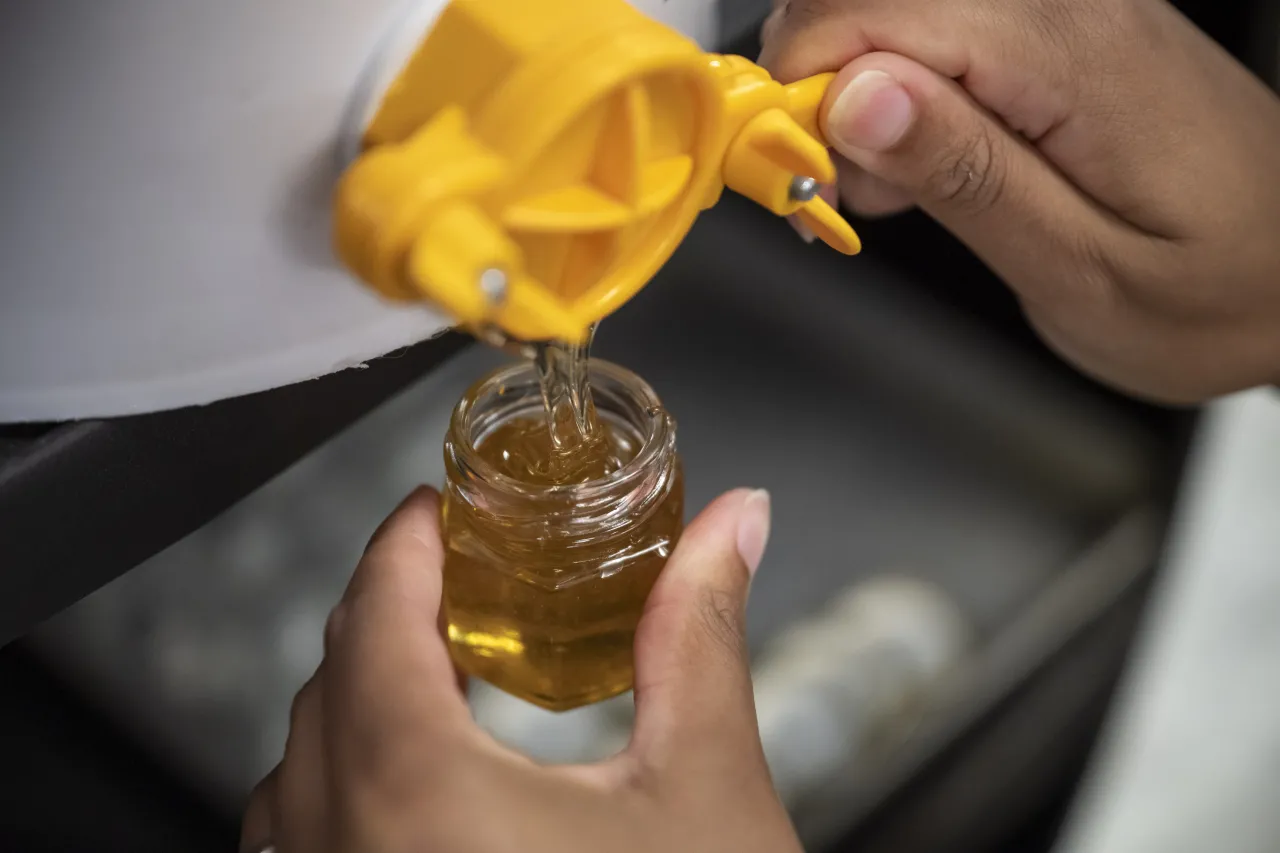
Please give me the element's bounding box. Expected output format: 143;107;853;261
789;175;820;203
475;270;543;359
480;268;509;304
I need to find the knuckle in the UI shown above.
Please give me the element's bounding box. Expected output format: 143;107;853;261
761;0;853;48
1027;0;1134;78
929;124;1006;215
1048;0;1136;39
696;585;748;662
981;0;1131;108
759;0;848;75
1025;0;1077;58
1022;230;1122;316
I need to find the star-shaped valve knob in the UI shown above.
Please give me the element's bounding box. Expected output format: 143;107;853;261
334;0;861;344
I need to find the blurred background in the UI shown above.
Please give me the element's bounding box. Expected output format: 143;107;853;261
1;2;1277;852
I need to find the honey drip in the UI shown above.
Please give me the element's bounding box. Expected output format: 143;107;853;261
526;324;628;483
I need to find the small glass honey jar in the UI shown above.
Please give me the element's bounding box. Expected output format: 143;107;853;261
440;359;682;711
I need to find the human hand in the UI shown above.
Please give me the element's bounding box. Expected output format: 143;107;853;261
241;486;795;853
761;0;1280;403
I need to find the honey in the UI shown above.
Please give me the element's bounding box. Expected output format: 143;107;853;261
440;357;682;711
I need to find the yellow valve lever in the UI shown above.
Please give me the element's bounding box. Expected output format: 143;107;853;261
333;0;861;344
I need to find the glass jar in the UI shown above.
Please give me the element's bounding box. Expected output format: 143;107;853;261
441;359;683;711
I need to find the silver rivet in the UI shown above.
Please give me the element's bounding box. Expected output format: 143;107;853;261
789;175;819;203
479;268;508;304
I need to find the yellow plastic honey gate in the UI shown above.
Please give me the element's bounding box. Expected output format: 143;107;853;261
334;0;861;344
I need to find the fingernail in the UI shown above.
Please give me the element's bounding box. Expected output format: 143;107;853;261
736;490;772;576
827;70;914;153
790;216;817;244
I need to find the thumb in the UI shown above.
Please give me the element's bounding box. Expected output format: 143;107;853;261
820;52;1110;296
628;489;771;763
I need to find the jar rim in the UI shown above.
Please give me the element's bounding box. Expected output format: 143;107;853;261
445;358;673;503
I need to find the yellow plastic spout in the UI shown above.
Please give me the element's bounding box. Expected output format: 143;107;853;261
333;0;861;344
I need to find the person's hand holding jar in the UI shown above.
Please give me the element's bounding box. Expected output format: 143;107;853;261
241;486;791;853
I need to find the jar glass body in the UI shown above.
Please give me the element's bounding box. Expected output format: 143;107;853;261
441;359;682;711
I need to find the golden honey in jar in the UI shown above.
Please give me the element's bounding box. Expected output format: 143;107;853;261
441;359;682;711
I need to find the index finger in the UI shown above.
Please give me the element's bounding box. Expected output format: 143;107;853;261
323;487;474;774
